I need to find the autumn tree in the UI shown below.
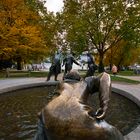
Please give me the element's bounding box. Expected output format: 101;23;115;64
0;0;55;70
60;0;140;72
58;0;87;54
26;0;58;53
104;40;140;71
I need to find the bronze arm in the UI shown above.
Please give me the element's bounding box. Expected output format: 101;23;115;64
95;72;111;119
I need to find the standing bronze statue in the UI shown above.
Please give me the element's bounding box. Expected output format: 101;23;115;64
35;71;124;140
46;50;62;81
85;53;97;77
62;50;81;80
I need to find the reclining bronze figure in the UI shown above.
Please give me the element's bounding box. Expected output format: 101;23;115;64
34;71;124;140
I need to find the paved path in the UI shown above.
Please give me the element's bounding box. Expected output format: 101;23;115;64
0;77;46;90
117;75;140;81
0;75;140;140
0;74;63;93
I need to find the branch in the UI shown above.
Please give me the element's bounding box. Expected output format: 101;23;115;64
88;31;98;50
104;35;123;53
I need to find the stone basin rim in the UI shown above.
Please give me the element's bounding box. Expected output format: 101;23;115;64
0;81;139;140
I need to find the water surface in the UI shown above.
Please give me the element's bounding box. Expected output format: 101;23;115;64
0;86;140;139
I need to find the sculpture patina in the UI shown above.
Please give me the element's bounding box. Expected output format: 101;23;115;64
34;71;124;140
85;52;98;77
62;50;81;79
47;49;62;81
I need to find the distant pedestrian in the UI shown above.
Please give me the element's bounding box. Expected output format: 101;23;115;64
46;49;62;81
112;64;117;76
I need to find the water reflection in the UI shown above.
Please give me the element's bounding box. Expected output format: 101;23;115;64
0;86;140;139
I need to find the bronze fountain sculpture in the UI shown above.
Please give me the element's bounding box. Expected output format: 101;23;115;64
34;71;124;140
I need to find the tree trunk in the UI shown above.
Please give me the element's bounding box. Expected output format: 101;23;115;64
117;55;124;72
98;52;105;73
17;57;22;70
109;48;113;71
5;68;10;78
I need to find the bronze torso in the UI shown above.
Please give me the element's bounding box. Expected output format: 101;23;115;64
42;73;124;140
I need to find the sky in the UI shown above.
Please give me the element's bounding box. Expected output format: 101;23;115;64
45;0;64;13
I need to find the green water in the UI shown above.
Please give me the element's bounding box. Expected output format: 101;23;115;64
0;86;140;139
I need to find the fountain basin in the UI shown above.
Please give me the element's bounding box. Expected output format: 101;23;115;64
0;81;140;140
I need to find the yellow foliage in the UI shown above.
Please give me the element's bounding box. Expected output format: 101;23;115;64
0;0;49;62
9;26;19;35
104;40;140;66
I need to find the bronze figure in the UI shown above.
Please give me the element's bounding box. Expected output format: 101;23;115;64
35;72;124;140
47;50;62;81
62;51;81;80
85;53;97;77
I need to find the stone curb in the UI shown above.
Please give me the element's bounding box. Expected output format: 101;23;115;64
112;87;140;108
112;87;140;140
0;81;140;140
0;81;59;94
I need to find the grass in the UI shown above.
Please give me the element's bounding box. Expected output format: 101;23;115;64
80;71;140;84
0;70;140;84
0;70;48;78
117;70;137;76
29;71;48;77
107;70;140;76
111;75;140;84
